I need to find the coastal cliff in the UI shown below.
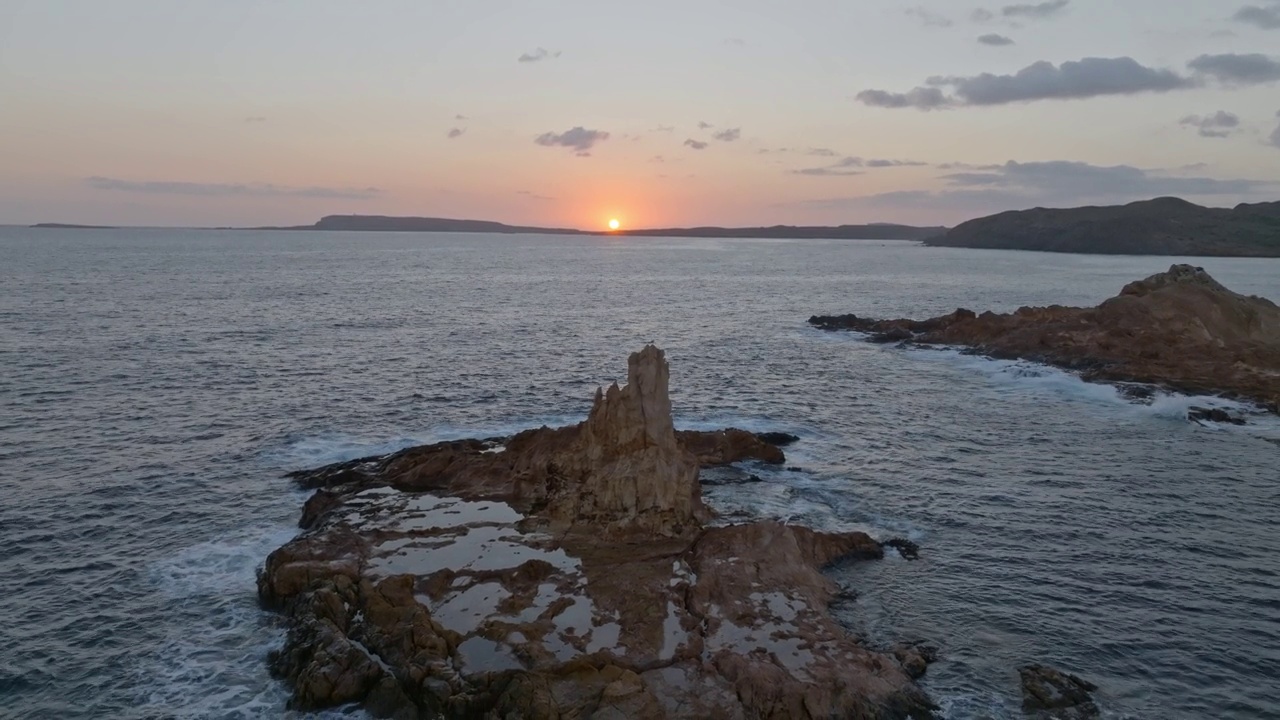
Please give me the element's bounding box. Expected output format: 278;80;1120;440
924;197;1280;257
811;264;1280;412
258;346;935;718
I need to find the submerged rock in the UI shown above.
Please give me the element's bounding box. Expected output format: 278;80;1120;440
1018;664;1100;719
259;346;935;719
1187;406;1248;426
810;265;1280;412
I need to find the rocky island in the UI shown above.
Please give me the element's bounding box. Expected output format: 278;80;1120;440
811;265;1280;414
258;346;936;718
924;197;1280;257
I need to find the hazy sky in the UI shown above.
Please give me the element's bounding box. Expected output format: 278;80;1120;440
2;0;1279;228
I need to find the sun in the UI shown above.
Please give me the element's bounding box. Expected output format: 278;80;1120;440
608;218;621;231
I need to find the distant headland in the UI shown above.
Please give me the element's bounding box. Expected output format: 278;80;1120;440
925;197;1280;257
254;215;947;240
29;196;1280;255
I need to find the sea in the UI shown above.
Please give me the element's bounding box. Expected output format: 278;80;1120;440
2;227;1278;719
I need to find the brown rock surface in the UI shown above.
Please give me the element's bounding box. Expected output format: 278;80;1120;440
259;346;935;718
810;265;1280;411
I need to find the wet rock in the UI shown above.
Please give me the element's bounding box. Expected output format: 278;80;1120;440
1019;664;1099;719
880;537;920;560
258;346;937;719
890;642;939;679
810;265;1280;412
675;427;786;466
755;431;800;447
1188;406;1247;426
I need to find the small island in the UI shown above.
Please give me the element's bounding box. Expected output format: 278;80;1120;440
924;197;1280;257
811;265;1280;414
259;346;937;718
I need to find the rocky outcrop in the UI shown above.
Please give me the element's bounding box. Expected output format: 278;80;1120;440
811;265;1280;412
924;196;1280;257
259;346;935;719
1018;664;1100;719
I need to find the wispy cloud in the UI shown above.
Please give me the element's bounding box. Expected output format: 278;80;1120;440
454;114;469;120
534;126;610;153
518;47;562;63
1232;3;1280;29
85;177;381;199
697;121;714;130
516;190;554;201
712;127;741;142
807;148;839;157
1187;53;1280;84
724;37;747;45
793;157;865;176
978;33;1015;46
905;7;953;27
446;127;465;139
684;139;709;150
1178;111;1241;138
794;156;926;175
652;124;676;132
796;160;1278;215
1270;110;1280;148
1002;0;1070;19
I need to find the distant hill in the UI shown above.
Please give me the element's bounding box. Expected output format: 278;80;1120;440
925;198;1280;257
618;223;944;240
31;223;119;229
261;215;944;240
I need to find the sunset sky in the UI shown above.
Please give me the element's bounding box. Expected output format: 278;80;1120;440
2;0;1279;229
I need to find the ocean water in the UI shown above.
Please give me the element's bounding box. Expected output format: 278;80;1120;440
2;227;1278;719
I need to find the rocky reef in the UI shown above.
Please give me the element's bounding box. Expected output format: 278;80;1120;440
811;265;1280;413
258;345;936;718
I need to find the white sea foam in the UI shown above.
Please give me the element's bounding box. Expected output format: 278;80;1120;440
911;347;1280;439
128;525;363;719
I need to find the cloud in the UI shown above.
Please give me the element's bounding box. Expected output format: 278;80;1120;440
1271;110;1280;148
1187;53;1280;84
807;148;839;156
978;33;1015;46
446;127;465;139
856;86;952;110
1178;111;1241;138
1233;3;1280;29
85;177;380;199
243;116;267;123
697;121;714;129
793;156;926;176
518;47;561;63
940;160;1272;196
971;8;995;21
793;157;865;176
684;139;709;150
516;190;554;201
858;57;1193;110
1002;0;1070;19
534;126;610;152
724;37;747;45
796;160;1278;216
454;114;469;120
905;7;953;27
652;124;676;132
650;155;665;163
712;127;741;142
864;158;929;167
